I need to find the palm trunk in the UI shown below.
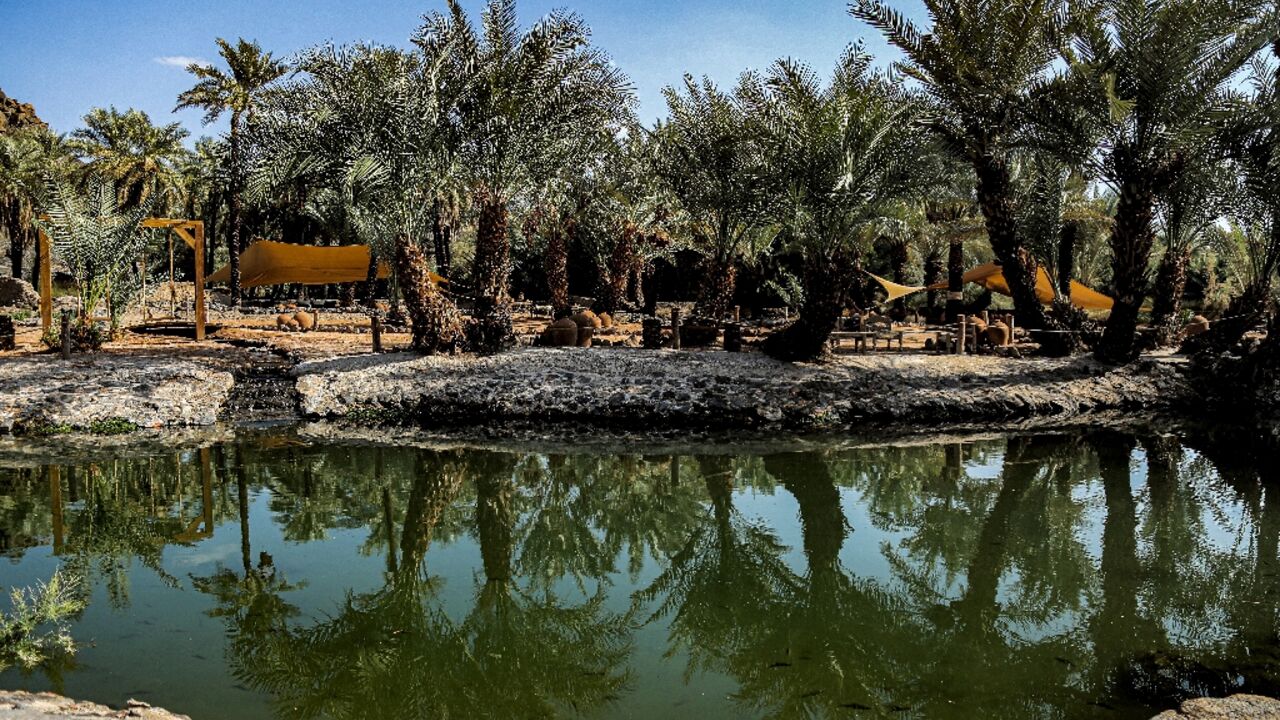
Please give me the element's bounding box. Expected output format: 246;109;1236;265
4;199;31;279
890;241;909;319
693;253;736;320
431;200;452;280
1098;177;1158;364
1148;246;1190;346
946;236;964;323
228;114;244;306
923;250;943;318
363;248;379;308
598;223;637;314
469;193;514;354
973;154;1050;330
762;249;850;361
545;221;570;318
395;233;463;354
1057;222;1077;297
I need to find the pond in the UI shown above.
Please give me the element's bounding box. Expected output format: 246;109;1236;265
0;426;1277;719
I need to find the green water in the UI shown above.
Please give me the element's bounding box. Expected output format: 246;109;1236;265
0;427;1277;719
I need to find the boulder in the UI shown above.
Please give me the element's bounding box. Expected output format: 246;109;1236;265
1183;315;1210;338
0;276;39;309
577;325;594;348
1151;694;1280;719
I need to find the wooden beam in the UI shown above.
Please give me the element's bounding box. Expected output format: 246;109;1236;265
193;221;206;341
38;228;52;333
172;226;197;249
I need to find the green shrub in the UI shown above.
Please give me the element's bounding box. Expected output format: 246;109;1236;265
0;569;86;672
88;417;138;435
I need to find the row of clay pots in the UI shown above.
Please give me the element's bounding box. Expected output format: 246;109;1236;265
540;309;615;347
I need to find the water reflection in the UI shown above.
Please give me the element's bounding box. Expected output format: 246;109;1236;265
1;428;1280;718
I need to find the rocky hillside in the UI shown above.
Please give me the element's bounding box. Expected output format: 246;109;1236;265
0;88;44;133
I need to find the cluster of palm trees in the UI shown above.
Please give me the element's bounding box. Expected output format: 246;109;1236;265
1;0;1277;364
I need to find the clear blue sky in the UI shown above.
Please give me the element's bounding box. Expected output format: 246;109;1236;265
0;0;921;142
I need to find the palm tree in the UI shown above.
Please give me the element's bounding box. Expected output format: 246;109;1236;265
68;107;189;211
747;50;934;360
651;75;774;320
1190;47;1280;351
851;0;1068;332
1058;0;1273;362
415;0;634;353
0;127;72;281
176;37;287;305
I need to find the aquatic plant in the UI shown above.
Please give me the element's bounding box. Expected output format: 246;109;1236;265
0;568;86;672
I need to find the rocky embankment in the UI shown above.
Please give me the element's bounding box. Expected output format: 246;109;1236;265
0;692;186;719
0;354;235;434
295;348;1192;429
1151;694;1280;719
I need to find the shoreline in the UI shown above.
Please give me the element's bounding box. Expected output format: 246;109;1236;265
0;345;1199;436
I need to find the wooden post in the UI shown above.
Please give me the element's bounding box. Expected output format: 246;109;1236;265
958;315;967;355
192;222;206;341
38;229;52;333
371;312;383;353
169;236;177;318
60;309;71;359
139;257;148;321
1007;314;1015;344
49;466;64;555
670;307;681;350
200;447;214;536
733;305;741;322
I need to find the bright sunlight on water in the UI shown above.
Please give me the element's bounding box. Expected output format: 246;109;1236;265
0;427;1277;719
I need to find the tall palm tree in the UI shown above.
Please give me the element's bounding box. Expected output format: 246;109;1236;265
68;107;189;211
415;0;634;353
851;0;1069;331
747;50;934;360
176;38;287;305
1059;0;1274;362
0;126;72;281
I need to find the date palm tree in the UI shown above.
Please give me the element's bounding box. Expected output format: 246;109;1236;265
415;0;634;353
69;107;189;211
0;127;72;281
851;0;1069;331
651;75;774;320
176;38;287;305
747;50;934;360
1057;0;1274;362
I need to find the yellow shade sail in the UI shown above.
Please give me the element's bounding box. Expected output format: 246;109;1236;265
205;240;408;288
869;261;1117;312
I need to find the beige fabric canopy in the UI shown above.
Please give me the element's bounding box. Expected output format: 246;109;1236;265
206;240;396;288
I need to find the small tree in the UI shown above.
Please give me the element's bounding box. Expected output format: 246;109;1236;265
37;174;154;339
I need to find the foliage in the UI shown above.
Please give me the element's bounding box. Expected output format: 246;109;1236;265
36;174;154;331
0;569;86;672
69;107;191;211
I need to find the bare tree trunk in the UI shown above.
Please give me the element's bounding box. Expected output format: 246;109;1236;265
598;223;637;315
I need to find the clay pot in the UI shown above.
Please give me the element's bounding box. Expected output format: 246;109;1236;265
545;317;579;346
985;321;1010;347
598;312;614;329
571;310;602;329
577;326;594;348
276;314;299;331
294;311;315;331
